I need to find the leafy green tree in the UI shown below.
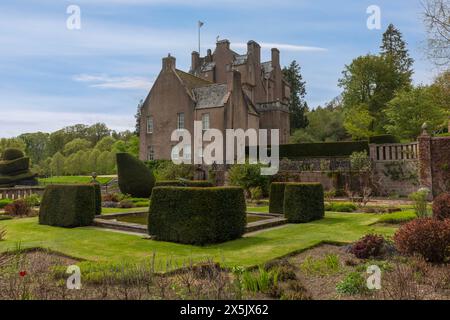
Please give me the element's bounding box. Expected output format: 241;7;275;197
19;132;50;164
283;60;309;131
339;54;399;138
290;103;347;143
50;152;65;176
0;138;26;156
380;24;414;87
135;99;144;136
97;151;116;174
63;138;91;156
86;123;111;145
384;86;446;139
88;149;101;173
95;136;116;152
228;163;270;196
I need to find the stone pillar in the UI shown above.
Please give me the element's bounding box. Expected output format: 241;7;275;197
418;123;433;196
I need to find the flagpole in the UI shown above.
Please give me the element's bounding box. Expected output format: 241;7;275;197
198;23;200;55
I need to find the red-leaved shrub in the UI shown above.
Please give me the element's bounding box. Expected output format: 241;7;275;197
432;192;450;220
4;199;33;217
350;234;386;259
394;218;450;263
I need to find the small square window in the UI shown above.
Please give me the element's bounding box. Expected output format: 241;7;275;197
202;113;210;131
147;146;155;160
177;113;185;130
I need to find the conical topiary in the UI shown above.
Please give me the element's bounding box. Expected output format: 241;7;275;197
116;153;155;198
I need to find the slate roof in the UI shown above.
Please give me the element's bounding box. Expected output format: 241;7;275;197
233;54;248;66
175;69;212;90
193;84;230;109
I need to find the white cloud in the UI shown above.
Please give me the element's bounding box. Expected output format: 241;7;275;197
73;74;153;89
233;42;327;52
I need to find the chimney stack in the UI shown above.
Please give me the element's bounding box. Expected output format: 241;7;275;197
216;39;230;50
162;54;176;71
247;40;261;65
227;69;242;93
271;48;280;67
191;51;200;72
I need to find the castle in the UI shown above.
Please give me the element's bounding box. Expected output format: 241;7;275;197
139;40;291;162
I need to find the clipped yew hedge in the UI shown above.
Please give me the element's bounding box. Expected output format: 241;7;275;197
116;153;155;198
149;187;246;245
279;141;369;159
155;180;214;187
284;183;324;223
1;148;25;161
39;184;99;227
269;182;287;214
0;157;30;174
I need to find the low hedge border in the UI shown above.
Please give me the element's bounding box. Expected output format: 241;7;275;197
284;183;324;223
155;180;214;187
149;186;246;245
269;183;287;214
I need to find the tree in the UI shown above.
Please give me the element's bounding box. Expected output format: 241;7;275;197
380;23;414;87
86;123;111;145
50;152;65;176
283;60;309;131
0;138;26;156
63;138;91;156
339;54;399;138
384;86;447;139
19;132;50;164
88;149;101;173
95;136;116;152
423;0;450;67
135;99;144;136
290;103;347;143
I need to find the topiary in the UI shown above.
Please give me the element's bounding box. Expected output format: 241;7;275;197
283;183;324;223
116;153;155;198
432;192;450;220
1;148;24;161
155;180;213;187
349;234;386;259
39;184;97;227
269;183;287;214
149;187;246;245
92;183;102;216
394;217;450;263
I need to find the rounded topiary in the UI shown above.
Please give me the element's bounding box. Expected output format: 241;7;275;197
39;184;97;227
149;187;246;245
283;183;324;223
116;153;155;198
269;182;287;214
1;148;25;161
432;192;450;220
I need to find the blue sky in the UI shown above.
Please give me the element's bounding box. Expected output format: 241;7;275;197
0;0;438;137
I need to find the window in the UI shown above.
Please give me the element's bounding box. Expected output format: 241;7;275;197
177;113;185;130
202;113;210;131
147;146;155;161
147;116;153;134
184;145;192;161
171;146;179;161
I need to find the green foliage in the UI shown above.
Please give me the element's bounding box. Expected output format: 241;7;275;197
279;141;369;159
95;136;116;152
0;225;6;241
0;198;13;209
290;104;347;143
154;180;213;187
368;134;400;144
336;272;367;295
146;160;194;181
300;254;340;276
384;86;446;139
269;183;287;214
93;183;102;216
63;138;92;156
23;194;41;207
0;157;30;174
324;202;357;212
249;186;263;201
1;148;25;161
228;163;270;195
283;60;309;130
149;187;246;245
283;183;324;223
117;153;155;198
39;184;97;227
241;266;279;293
350;151;371;172
377;210;417;224
409;188;430;217
0;138;26;158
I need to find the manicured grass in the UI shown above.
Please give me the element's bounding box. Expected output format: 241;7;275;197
247;206;269;213
39;176;114;185
0;213;396;270
101;207;148;215
376;210;418;224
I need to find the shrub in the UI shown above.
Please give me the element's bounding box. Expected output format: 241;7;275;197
92;184;102;216
155;180;213;187
377;210;416;224
241;267;279;293
394;218;450;263
149;187;246;245
249;186;263;201
336;272;367;295
0;157;30;174
102;193;121;202
23;194;41;207
279;141;369;159
283;183;324;223
349;234;386;259
39;184;97;227
409;188;430;217
368;134;399;144
300;254;340;276
4;199;33;217
1;148;24;161
269;183;286;214
228;163;270;196
146;160;195;181
118;199;135;209
432;192;450;220
116;153;155;198
0;198;13;209
325;202;357;212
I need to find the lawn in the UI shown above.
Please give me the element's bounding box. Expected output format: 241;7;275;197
38;176;114;185
101;207;148;215
0;213;397;270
